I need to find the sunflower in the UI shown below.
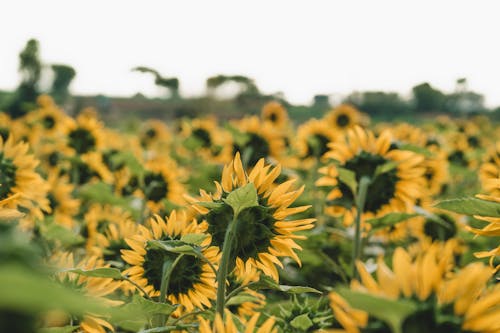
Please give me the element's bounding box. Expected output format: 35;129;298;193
25;94;71;139
261;101;289;130
83;204;135;252
198;309;277;333
317;126;426;227
327;292;368;333
50;252;121;333
66;110;105;155
46;171;80;229
141;158;186;213
231;116;285;166
479;142;500;197
324;104;366;132
188;152;315;281
227;263;266;317
139;119;171;149
0;136;50;223
334;244;500;333
466;181;500;267
295;119;339;161
181;117;233;163
444;132;478;169
121;211;219;314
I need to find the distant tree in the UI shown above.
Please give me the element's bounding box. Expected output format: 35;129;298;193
132;67;179;99
205;75;259;98
412;82;446;112
7;39;42;117
50;64;76;104
444;79;485;114
344;91;410;116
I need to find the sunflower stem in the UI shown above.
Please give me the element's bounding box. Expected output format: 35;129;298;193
153;254;184;327
216;214;239;317
352;176;370;279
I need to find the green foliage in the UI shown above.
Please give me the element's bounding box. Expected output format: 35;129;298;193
50;64;76;104
223;183;259;217
435;197;500;217
366;213;418;234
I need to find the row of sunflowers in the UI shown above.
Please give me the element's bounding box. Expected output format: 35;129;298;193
0;95;499;333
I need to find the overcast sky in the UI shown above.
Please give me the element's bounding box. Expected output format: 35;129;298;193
1;1;499;106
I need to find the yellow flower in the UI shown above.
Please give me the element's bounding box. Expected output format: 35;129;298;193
0;136;50;224
479;142;500;197
231;116;285;166
295;119;339;161
198;309;277;333
324;104;366;132
188;153;315;281
261;101;289;130
66;110;105;155
121;211;219;315
46;172;80;229
317;126;425;227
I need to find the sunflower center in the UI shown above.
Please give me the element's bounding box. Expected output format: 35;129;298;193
336;114;350;127
0;128;9;141
0;153;17;200
467;135;480;148
205;203;276;262
104;239;130;263
424;213;457;241
144;172;169;202
145;128;157;139
192;128;212;148
48;152;60;167
143;248;202;295
269;112;278;123
447;151;468;167
42;115;56;129
235;133;270;166
48;193;58;210
337;152;398;213
306;134;330;158
68;127;96;154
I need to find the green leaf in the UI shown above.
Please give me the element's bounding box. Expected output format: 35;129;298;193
398;144;432;157
147;240;202;257
223;183;259;217
366;213;418;234
290;313;314;331
336;287;417;333
112;295;177;331
435;197;500;217
110;151;145;176
226;293;261;306
180;233;207;245
374;161;398;177
40;223;85;247
337;167;357;195
0;264;106;315
78;182;133;210
39;326;78;333
67;267;123;280
249;275;322;294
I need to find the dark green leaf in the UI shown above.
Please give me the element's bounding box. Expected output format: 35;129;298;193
337;287;417;333
435;197;500;217
67;267;123;280
337;167;357;196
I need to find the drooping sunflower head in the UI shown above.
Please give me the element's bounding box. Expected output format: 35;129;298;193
231;116;285;166
142;158;186;213
121;211;218;314
139;119;171;148
296;118;339;161
317;126;426;227
261;101;289;129
189;152;315;281
324;104;366;131
0;136;50;223
66;111;104;155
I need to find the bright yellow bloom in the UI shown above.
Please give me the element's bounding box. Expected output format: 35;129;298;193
198;309;277;333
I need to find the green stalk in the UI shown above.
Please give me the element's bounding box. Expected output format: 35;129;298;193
215;214;239;317
153;254;184;327
351;176;371;279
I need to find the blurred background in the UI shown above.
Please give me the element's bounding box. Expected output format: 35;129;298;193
1;0;500;124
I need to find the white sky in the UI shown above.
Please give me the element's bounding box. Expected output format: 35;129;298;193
1;1;500;106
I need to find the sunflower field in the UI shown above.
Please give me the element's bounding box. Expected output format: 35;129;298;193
1;95;499;333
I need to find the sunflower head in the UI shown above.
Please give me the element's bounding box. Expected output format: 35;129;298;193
67;112;104;155
317;126;425;227
121;211;218;314
189;153;315;281
261;101;289;129
324;104;366;131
